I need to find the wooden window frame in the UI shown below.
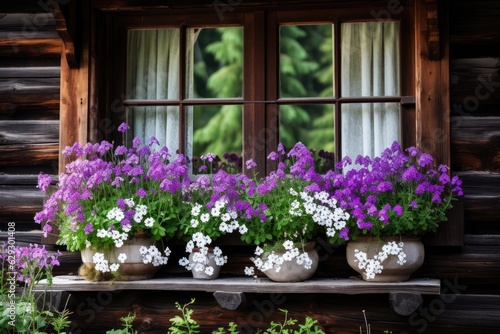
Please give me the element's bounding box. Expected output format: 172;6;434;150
89;2;416;178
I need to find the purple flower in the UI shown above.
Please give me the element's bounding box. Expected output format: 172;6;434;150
245;159;257;170
393;204;403;216
409;200;418;208
201;153;216;162
118;122;130;133
198;165;207;173
136;188;148;198
37;173;52;192
267;151;279;160
84;223;94;234
418;153;434;167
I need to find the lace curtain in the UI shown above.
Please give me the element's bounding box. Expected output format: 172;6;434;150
126;29;195;157
341;21;400;159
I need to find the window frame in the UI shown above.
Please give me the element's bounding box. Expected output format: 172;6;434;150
95;2;416;177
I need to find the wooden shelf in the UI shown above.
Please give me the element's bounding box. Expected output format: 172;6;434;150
38;275;441;295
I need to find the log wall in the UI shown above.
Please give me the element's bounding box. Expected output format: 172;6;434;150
0;10;60;234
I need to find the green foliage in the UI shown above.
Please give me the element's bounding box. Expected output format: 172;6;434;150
167;299;325;334
168;299;200;334
105;313;138;334
192;24;335;158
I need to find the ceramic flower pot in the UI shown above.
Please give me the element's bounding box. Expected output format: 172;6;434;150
346;236;424;282
80;235;165;281
188;249;222;279
260;241;319;282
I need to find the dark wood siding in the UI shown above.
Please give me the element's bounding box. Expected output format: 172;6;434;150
0;11;60;235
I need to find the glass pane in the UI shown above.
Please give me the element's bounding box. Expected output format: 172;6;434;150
280;24;334;98
192;105;243;173
127;29;180;100
187;27;243;99
279;104;335;171
341;103;400;159
126;105;180;153
341;21;400;97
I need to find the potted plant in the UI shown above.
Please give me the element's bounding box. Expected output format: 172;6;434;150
326;141;463;281
34;123;190;281
178;154;247;279
239;143;350;282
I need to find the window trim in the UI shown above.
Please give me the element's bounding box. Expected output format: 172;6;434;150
97;2;416;177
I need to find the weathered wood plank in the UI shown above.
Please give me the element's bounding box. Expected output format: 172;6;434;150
0;13;55;29
451;117;500;172
37;276;441;295
465;234;500;246
0;35;61;57
0;120;59;145
0;67;60;78
450;58;500;107
0;143;58;166
0;78;60;104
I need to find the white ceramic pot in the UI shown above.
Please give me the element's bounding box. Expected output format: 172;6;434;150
261;241;319;282
346;236;424;282
188;249;222;280
81;235;161;281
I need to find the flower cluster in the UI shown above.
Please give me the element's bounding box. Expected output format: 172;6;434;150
0;243;60;285
248;240;314;274
239;143;348;247
327;141;463;243
353;241;406;280
179;232;227;277
35;123;190;253
237;143;350;275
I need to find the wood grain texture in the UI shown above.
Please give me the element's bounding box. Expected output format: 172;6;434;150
37;276;441;295
0;120;59;145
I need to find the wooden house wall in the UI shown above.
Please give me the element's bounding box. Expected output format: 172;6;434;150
1;0;500;333
0;9;61;245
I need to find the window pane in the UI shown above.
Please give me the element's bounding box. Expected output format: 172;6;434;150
192;105;242;172
341;103;400;159
341;22;400;97
187;27;243;99
127;29;180;100
126;105;180;153
279;104;335;169
280;24;334;98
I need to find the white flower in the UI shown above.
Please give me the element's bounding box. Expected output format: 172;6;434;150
239;224;248;234
110;263;120;272
213;247;223;257
118;253;127;263
221;213;231;222
204;266;214;276
96;229;108;238
282;240;294;250
124;198;135;208
179;257;190;267
144;217;155;227
244;266;255;276
85;240;91;247
139;246;148;255
92;252;105;263
191;203;202;216
254;246;264;256
200;213;210;223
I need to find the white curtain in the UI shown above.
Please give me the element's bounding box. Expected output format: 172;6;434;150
341;22;400;159
126;29;195;157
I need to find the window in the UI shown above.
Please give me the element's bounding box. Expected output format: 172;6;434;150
105;5;414;176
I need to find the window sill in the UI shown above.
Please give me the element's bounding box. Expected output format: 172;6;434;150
38;275;440;295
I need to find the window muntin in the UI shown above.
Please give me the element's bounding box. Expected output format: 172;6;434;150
118;10;406;174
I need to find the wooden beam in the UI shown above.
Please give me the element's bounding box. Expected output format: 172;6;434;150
48;1;78;68
415;0;450;166
59;1;89;173
424;0;440;60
